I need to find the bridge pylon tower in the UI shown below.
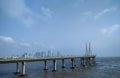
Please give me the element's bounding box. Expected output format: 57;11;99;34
85;42;92;56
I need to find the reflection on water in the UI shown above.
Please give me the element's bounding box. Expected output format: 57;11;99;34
0;57;120;78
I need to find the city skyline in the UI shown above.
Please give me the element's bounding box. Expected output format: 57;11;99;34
0;0;120;57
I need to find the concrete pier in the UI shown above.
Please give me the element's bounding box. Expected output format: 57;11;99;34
44;60;48;70
80;58;82;66
71;58;75;69
92;57;96;65
52;60;57;71
21;62;26;76
83;58;85;66
14;62;20;74
81;58;86;66
85;58;89;66
88;57;91;65
90;57;93;65
62;59;65;68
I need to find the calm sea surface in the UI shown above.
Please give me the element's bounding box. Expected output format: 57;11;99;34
0;57;120;78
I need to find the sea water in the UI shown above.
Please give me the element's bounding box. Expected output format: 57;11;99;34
0;57;120;78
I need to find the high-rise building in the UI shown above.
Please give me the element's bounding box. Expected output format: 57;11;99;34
22;53;28;58
47;50;52;57
57;51;61;57
41;51;47;57
35;52;41;57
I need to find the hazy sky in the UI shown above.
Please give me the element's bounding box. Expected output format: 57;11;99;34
0;0;120;57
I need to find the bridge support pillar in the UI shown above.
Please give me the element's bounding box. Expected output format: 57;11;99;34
83;58;85;66
52;60;57;72
20;62;27;76
85;58;88;66
14;62;20;74
92;57;96;65
81;58;86;66
44;60;48;70
81;58;83;66
62;59;65;68
90;58;92;65
71;58;75;69
85;58;90;67
88;57;91;65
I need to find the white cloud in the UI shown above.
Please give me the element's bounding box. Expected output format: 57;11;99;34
0;36;49;49
94;7;117;19
41;6;52;17
0;36;15;43
0;36;31;47
100;24;120;35
0;0;40;27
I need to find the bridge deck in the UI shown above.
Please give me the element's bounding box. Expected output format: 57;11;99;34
0;56;95;63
